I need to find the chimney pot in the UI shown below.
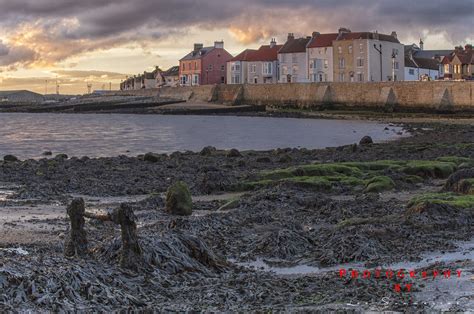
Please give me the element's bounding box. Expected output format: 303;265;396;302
287;33;295;41
214;41;224;49
391;31;397;39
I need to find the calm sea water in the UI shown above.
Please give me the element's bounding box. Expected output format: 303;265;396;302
0;113;404;159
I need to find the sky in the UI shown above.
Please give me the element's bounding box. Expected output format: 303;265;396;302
0;0;472;94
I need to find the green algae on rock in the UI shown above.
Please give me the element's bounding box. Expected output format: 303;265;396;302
166;181;193;216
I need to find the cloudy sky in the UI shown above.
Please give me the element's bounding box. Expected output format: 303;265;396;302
0;0;472;94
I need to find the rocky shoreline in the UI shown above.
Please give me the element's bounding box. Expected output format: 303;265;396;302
0;119;473;311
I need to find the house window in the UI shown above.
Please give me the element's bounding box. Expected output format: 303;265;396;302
339;73;345;82
339;58;345;69
324;60;329;69
254;77;258;84
231;75;241;84
192;74;199;85
324;73;328;82
263;62;273;75
282;65;288;76
312;74;317;82
188;63;192;70
292;65;299;75
409;69;415;75
195;62;198;70
392;48;399;56
324;48;328;54
309;60;315;69
250;64;257;73
359;43;364;53
357;72;364;82
348;45;353;54
338;46;342;54
221;65;225;71
394;62;399;70
221;76;225;83
357;58;364;67
319;74;323;82
444;64;450;73
182;64;185;71
292;54;298;63
209;64;213;71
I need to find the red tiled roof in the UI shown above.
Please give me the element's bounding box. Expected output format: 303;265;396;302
230;49;257;62
279;37;311;54
307;33;338;48
230;45;283;62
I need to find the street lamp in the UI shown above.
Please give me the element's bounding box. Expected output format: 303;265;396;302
391;51;398;82
374;44;383;81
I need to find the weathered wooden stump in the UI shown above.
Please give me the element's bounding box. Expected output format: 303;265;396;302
110;203;144;270
64;198;88;257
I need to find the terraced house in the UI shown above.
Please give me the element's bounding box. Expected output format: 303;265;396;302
441;45;473;80
332;28;404;82
179;41;233;86
306;32;338;82
278;34;312;83
227;39;282;84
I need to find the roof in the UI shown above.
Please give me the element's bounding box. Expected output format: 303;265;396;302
405;55;440;70
336;32;400;43
414;50;452;59
230;45;283;62
279;37;311;54
0;90;43;97
180;47;215;61
230;49;257;62
307;33;338;48
163;66;179;76
144;72;155;79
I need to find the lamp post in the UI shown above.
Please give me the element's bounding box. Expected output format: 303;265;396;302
391;51;398;82
374;44;383;81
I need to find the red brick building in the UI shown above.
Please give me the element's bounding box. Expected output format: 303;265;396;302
179;41;233;86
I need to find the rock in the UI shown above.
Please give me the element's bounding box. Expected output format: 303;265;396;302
42;151;53;156
359;136;374;145
256;157;271;163
55;154;68;160
443;168;474;194
144;152;160;163
165;181;193;216
278;154;293;163
3;155;18;162
227;149;242;158
200;146;217;156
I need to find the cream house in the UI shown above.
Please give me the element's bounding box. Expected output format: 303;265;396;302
306;32;338;82
278;33;311;83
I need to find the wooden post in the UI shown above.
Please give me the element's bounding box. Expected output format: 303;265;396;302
64;198;88;257
110;203;144;270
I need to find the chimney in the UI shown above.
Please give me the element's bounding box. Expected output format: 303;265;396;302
391;31;397;39
214;41;224;49
465;44;472;51
419;39;424;51
312;32;320;38
194;43;203;52
373;31;379;40
338;28;351;35
287;33;295;41
270;38;277;48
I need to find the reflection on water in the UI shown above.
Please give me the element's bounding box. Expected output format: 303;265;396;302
0;113;405;159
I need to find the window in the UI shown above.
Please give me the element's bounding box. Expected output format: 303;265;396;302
292;65;299;75
339;73;345;82
254;77;258;84
231;75;241;84
221;65;225;71
250;64;256;73
263;62;273;75
339;58;345;69
324;73;328;82
409;69;415;75
312;74;317;82
231;63;240;72
324;48;328;54
221;76;225;83
182;64;185;71
359;43;364;53
357;58;364;67
357;72;364;82
209;64;213;71
444;64;450;73
348;45;353;54
319;74;323;82
392;48;399;56
394;62;399;70
292;54;298;63
192;74;199;85
309;60;315;69
338;46;342;54
195;62;198;70
324;60;329;69
188;63;192;70
282;65;288;75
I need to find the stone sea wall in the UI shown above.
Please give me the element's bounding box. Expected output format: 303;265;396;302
113;81;474;112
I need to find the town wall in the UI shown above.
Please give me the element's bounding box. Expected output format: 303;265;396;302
114;81;474;112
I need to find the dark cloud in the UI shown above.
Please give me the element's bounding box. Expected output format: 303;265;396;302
0;0;472;68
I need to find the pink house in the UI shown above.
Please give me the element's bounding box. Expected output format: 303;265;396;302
179;41;233;86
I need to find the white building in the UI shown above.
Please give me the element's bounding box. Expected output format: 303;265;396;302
278;33;311;83
306;32;338;82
